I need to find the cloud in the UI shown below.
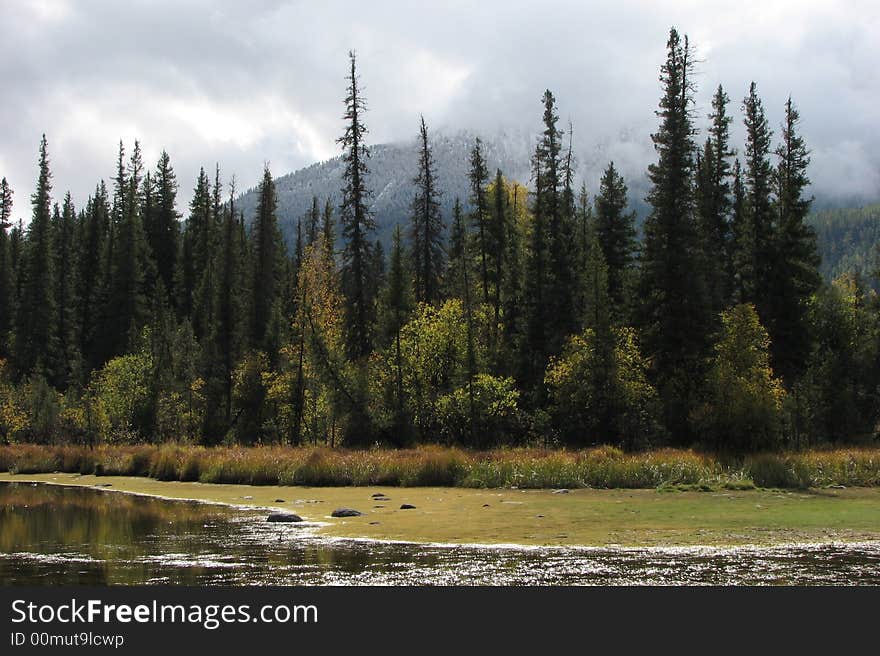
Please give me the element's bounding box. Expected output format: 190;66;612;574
1;0;878;220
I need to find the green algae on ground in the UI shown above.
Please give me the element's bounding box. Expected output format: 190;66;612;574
1;472;878;548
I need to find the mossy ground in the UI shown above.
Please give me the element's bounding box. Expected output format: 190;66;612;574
2;472;878;548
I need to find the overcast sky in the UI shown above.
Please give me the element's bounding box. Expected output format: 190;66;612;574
2;0;878;220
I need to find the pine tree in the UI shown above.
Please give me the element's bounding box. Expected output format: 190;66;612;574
250;164;284;354
52;192;81;386
15;135;58;379
730;158;753;302
594;161;637;323
149;151;180;307
488;169;507;339
77;182;110;370
409;115;445;305
770;97;820;382
305;196;321;246
547;105;576;343
337;50;376;361
0;178;13;356
454;198;477;441
698;85;735;315
182;167;216;341
637;28;711;440
740;82;775;317
105;141;149;358
206;178;245;438
379;225;413;442
522;91;566;391
468;138;490;307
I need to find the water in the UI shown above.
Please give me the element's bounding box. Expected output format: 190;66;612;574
1;482;879;585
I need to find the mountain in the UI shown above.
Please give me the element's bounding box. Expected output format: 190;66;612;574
236;131;879;290
236;128;651;248
808;204;880;286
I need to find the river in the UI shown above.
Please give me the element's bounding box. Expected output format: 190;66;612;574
1;481;878;585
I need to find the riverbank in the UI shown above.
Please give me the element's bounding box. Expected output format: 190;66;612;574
2;472;880;547
2;444;880;490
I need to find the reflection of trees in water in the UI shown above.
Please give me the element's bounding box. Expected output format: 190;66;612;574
0;483;233;585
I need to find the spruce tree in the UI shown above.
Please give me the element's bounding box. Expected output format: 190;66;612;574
52;192;81;386
337;50;376;361
489;169;507;337
306;196;321;246
698;85;735;315
0;178;13;356
149;151;180;307
637;28;711;440
771;97;820;381
105;141;149;358
740;82;775;316
468;138;490;307
730;158;753;302
522;91;566;391
77;182;110;371
250;164;284;354
15;135;58;379
206;179;245;437
379;225;413;442
594;161;637;324
183;167;216;341
409;115;445;305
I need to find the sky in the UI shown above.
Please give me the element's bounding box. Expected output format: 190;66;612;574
2;0;879;220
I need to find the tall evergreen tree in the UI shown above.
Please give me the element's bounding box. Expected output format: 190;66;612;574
522;91;566;390
740;82;775;316
77;182;110;370
409;115;445;305
52;192;80;386
730;158;752;302
489;169;507;336
771;97;820;381
468;138;490;307
305;196;321;246
105;141;149;357
250;164;284;354
0;178;13;356
594;162;637;324
337;50;376;361
698;85;735;315
205;178;245;438
379;225;413;443
637;28;711;440
15;135;58;379
149;151;180;307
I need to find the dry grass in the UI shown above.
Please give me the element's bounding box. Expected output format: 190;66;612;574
1;443;878;489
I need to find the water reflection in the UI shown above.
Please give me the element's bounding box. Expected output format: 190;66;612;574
1;482;879;585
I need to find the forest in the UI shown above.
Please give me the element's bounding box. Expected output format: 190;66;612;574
1;28;878;457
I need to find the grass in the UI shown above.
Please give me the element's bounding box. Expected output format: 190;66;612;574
2;471;880;547
1;443;879;490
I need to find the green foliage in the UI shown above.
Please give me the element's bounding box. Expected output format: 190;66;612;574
94;351;153;440
800;276;879;443
436;374;523;447
545;327;662;448
693;304;785;452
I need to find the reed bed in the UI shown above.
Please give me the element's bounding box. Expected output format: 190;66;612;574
1;443;878;489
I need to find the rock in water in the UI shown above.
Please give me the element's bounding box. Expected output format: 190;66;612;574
399;504;416;510
331;508;364;517
552;489;570;494
266;511;303;523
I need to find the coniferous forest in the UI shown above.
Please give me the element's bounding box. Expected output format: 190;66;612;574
1;29;879;457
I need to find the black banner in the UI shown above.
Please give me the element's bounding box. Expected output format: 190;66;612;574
0;586;875;654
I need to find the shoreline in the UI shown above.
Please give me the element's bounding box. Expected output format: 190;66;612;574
2;472;880;549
